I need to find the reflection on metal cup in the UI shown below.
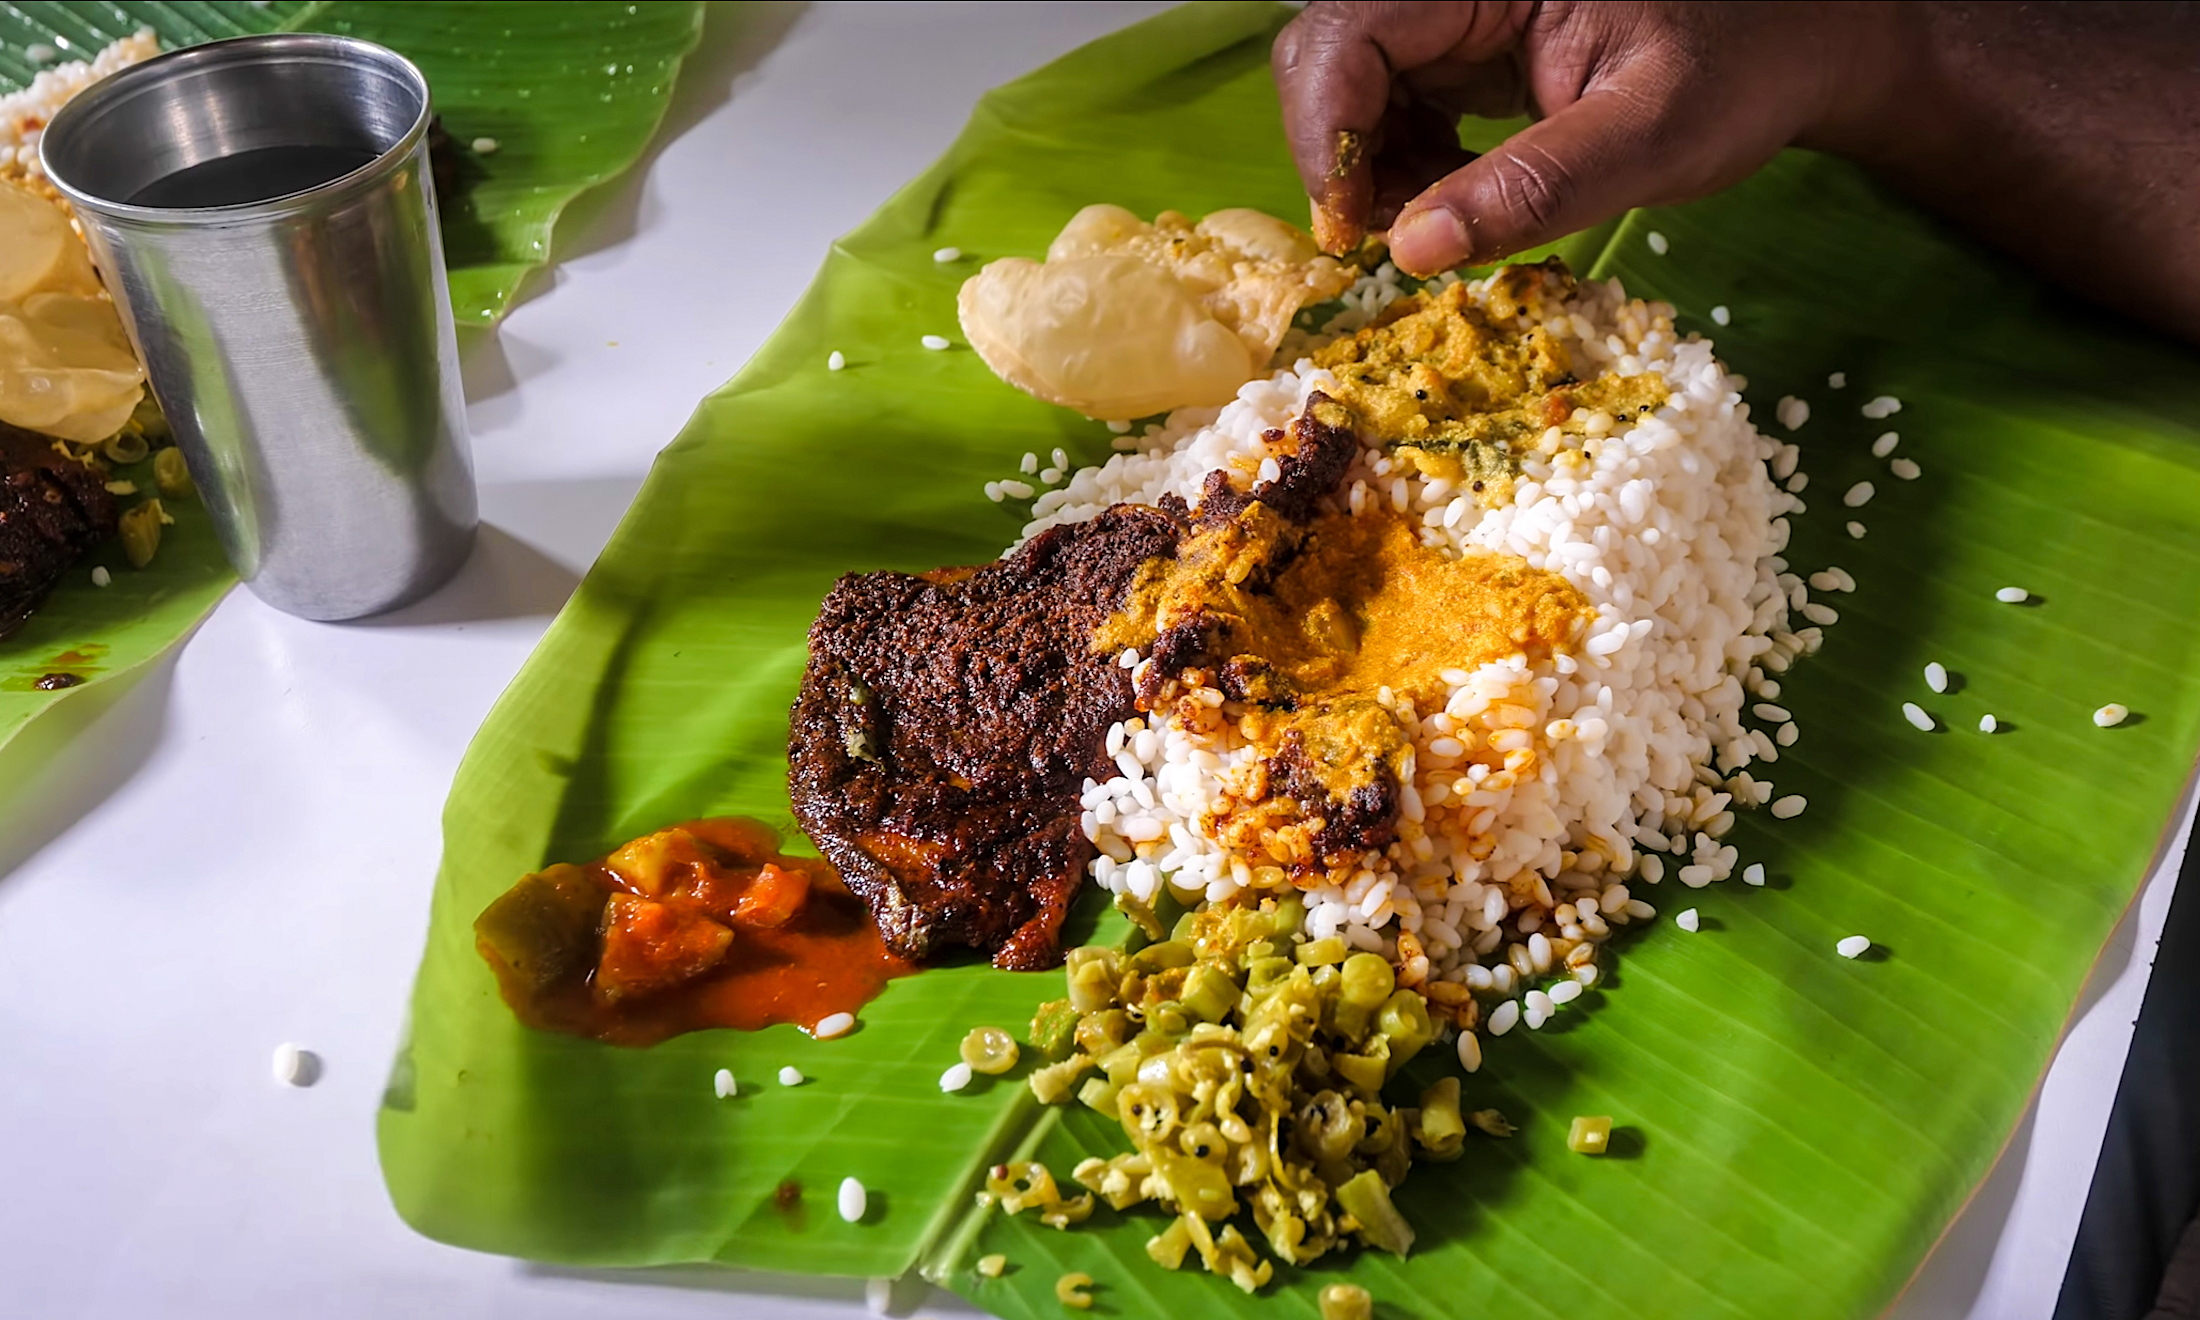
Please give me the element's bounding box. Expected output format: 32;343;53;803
40;34;475;622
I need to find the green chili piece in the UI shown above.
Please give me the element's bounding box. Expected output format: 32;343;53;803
1180;964;1239;1022
1340;952;1396;1007
1416;1077;1466;1160
1075;1074;1120;1115
1027;1053;1093;1104
1131;939;1196;972
1064;947;1120;1014
1029;998;1079;1059
1146;1216;1194;1271
1295;935;1347;966
1375;988;1435;1073
1073;1008;1131;1058
1243;955;1295;998
1336;1168;1416;1256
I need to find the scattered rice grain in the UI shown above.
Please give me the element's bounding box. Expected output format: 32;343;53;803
933;246;962;263
828;350;847;371
838;1176;868;1223
778;1066;805;1087
1647;231;1669;255
1743;862;1765;886
1996;586;2030;603
1979;714;1998;733
1675;908;1700;933
1902;702;1936;731
1872;432;1899;457
1457;1031;1483;1072
2094;703;2130;728
1836;935;1872;959
1843;481;1875;507
1924;662;1947;693
271;1042;317;1087
1710;305;1731;325
921;334;951;351
1890;457;1920;480
1771;795;1807;819
813;1012;856;1039
714;1068;738;1098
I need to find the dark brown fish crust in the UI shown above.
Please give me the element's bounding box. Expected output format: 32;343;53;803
0;422;117;640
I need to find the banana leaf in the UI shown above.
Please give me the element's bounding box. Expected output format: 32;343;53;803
0;1;703;754
377;3;2200;1317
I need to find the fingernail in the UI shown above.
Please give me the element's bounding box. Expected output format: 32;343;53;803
1388;206;1467;275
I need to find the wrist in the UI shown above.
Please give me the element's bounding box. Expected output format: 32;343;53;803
1793;1;1937;168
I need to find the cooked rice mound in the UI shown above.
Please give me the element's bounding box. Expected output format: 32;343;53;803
1009;262;1823;1040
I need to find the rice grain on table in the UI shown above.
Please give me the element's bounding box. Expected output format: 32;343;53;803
1029;264;1826;1050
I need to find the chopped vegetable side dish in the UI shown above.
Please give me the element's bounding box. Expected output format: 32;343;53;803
995;898;1469;1291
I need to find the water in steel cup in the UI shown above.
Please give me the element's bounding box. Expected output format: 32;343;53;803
41;34;476;622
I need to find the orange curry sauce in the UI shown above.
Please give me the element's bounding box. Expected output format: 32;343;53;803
473;817;914;1047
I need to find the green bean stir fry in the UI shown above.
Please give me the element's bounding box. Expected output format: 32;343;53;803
990;897;1469;1292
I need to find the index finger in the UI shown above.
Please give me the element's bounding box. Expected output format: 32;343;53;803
1272;1;1533;253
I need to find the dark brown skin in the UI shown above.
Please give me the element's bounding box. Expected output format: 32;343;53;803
1275;1;2200;343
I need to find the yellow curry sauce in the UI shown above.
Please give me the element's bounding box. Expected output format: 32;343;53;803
1311;261;1667;505
1096;499;1590;857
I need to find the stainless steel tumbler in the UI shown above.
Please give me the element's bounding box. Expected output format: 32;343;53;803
40;34;476;621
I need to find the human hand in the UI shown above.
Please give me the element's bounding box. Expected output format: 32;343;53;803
1272;1;1908;274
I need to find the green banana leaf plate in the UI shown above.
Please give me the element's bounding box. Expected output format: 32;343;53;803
377;4;2200;1317
0;0;704;755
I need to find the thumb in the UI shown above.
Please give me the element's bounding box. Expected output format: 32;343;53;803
1387;87;1670;275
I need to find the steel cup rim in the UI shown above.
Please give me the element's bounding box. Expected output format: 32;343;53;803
39;31;433;226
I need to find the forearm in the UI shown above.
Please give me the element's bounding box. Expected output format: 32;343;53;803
1827;2;2200;341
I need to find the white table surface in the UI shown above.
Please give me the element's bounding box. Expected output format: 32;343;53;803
0;4;2180;1317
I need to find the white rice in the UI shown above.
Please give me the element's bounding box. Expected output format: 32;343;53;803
1;31;161;191
1004;264;1833;1041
